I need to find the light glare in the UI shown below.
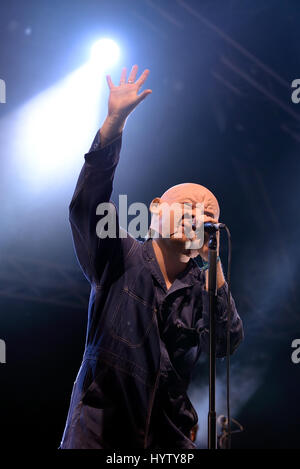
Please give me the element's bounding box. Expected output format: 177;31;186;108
90;38;120;69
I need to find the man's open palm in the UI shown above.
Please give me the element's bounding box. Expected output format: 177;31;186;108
106;65;152;121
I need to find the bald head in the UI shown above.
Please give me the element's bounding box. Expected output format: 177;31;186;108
160;183;220;220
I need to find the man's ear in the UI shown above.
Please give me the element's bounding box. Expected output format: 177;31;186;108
149;197;161;214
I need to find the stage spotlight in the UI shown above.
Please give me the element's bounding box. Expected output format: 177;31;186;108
4;38;121;193
16;64;103;191
90;38;120;69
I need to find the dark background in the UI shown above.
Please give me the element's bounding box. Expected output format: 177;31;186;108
0;0;299;449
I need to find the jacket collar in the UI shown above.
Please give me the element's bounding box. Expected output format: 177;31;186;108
142;238;203;293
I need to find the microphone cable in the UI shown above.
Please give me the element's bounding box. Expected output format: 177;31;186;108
223;224;232;449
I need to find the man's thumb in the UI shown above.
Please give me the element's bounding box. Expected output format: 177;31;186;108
136;89;152;104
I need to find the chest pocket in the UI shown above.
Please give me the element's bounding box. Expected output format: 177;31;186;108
110;286;157;347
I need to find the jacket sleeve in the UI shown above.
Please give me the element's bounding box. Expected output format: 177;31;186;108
197;275;244;358
69;130;136;285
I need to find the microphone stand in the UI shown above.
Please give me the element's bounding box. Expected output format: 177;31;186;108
207;231;218;449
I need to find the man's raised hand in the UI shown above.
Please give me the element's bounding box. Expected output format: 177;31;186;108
106;65;152;122
99;65;151;147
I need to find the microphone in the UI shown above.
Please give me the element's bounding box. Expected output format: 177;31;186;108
192;221;225;232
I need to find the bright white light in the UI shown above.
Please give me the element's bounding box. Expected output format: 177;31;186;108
15;63;103;190
90;38;120;69
0;38;121;193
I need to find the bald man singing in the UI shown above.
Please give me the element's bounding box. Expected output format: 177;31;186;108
60;65;244;449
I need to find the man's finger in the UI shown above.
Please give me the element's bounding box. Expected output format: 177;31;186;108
119;67;127;85
203;215;219;224
135;89;152;105
128;64;138;83
136;69;150;89
106;75;114;89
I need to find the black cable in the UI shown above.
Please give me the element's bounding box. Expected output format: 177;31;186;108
223;224;232;449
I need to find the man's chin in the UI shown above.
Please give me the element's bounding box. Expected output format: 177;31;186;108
184;238;203;249
179;243;201;259
168;235;201;258
183;248;200;259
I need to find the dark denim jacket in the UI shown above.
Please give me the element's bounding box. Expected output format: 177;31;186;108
59;131;244;449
